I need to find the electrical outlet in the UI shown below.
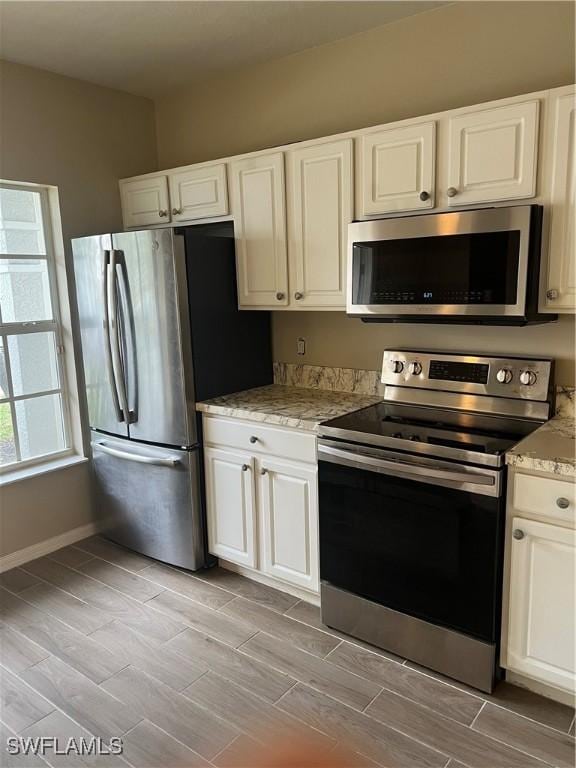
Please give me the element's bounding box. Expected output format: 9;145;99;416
297;337;306;356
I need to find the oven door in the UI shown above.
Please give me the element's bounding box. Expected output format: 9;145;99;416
318;441;505;643
347;206;535;318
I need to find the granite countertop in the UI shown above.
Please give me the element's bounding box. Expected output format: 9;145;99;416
506;417;576;478
196;384;382;432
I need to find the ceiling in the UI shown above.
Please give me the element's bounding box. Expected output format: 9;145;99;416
0;1;446;98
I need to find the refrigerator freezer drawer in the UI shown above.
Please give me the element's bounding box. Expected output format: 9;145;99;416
91;434;206;570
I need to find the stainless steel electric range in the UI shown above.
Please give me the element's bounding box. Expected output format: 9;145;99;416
317;350;554;693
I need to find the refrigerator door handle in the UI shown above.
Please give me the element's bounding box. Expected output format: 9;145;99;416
115;251;137;424
108;249;131;424
102;249;124;422
94;441;181;467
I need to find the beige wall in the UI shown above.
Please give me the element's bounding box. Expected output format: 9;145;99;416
155;1;576;385
0;61;158;559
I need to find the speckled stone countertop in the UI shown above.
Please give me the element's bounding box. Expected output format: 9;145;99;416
196;384;381;432
506;417;576;478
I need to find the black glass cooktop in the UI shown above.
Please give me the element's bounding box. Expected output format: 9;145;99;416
319;402;541;461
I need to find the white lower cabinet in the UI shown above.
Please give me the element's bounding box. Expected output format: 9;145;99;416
203;416;319;595
507;517;575;691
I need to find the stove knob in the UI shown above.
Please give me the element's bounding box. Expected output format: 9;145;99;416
390;360;404;374
519;370;537;386
408;362;422;375
496;368;513;384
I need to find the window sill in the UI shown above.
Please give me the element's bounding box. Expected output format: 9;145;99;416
0;454;88;487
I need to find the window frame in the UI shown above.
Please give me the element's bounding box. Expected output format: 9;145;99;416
0;181;73;473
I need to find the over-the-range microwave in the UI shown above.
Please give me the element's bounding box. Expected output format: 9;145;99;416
347;205;557;325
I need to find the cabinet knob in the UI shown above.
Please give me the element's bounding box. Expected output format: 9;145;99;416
546;289;559;301
276;292;285;301
260;468;268;475
294;292;304;300
446;187;458;198
513;529;525;540
241;464;249;472
556;497;570;509
249;436;258;444
172;208;182;216
419;191;430;201
158;209;168;217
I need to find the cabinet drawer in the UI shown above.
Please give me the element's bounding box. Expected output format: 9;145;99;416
203;416;316;463
513;473;575;525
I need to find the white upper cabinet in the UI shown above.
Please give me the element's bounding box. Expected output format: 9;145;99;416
230;152;289;308
507;516;575;692
287;139;353;308
120;175;170;228
542;87;576;311
168;163;228;222
445;100;539;206
357;122;436;216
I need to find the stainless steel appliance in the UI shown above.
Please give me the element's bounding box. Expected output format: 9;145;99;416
72;223;271;570
347;205;556;325
317;350;554;692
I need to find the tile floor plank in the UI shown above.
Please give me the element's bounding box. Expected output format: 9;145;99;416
76;559;165;602
48;546;94;569
18;583;111;636
195;567;299;613
240;631;382;711
22;557;183;644
0;720;50;766
472;702;576;768
327;641;483;725
276;683;446;768
139;563;235;610
165;628;295;703
221;597;340;658
89;620;205;691
0;569;42;594
101;666;238;760
366;687;548;768
121;720;211;768
183;670;335;750
21;656;141;741
73;538;153;573
0;666;55;733
0;625;50;673
146;589;254;647
0;587;126;684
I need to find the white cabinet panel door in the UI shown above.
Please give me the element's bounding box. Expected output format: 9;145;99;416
204;447;257;568
168;163;228;222
446;101;539;206
543;88;576;311
287;139;353;308
357;122;435;215
120;176;170;228
507;517;575;692
259;458;319;592
231;152;289;308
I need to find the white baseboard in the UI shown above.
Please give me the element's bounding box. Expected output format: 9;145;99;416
0;521;102;573
219;559;320;606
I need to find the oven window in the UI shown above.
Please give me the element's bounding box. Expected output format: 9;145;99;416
352;231;520;305
318;461;504;642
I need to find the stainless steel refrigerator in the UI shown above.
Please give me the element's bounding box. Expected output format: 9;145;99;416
72;223;271;570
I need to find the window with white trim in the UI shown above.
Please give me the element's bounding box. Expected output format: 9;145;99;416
0;182;71;471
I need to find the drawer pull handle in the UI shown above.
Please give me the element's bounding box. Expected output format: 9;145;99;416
260;468;268;475
241;464;250;472
556;497;570;509
249;436;259;444
513;529;525;540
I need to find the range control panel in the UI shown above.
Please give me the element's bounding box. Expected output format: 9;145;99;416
381;350;553;402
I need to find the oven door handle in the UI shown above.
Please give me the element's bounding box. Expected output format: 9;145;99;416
318;444;496;489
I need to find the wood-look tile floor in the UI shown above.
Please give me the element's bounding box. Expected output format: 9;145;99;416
1;536;574;768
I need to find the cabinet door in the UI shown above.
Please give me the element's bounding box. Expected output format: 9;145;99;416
204;447;257;568
446;101;539;206
120;176;170;228
258;457;319;592
168;163;228;222
507;517;575;691
287;139;353;308
230;152;289;308
357;122;435;216
543;88;576;311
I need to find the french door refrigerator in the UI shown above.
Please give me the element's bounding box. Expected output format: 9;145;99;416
72;223;271;569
